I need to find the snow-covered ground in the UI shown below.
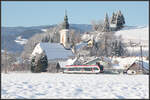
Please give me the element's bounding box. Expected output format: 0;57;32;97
1;73;149;99
14;36;28;45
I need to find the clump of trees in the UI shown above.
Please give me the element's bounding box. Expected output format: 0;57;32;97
92;10;125;32
111;40;127;57
90;31;115;57
31;51;48;73
1;51;31;72
87;10;126;57
80;31;127;57
110;10;125;29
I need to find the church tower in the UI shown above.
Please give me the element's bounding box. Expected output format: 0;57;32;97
60;10;71;49
62;10;69;29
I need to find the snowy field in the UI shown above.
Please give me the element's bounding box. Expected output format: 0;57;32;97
1;73;149;99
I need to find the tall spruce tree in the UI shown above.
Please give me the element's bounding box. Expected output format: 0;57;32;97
102;13;110;32
121;13;125;25
110;12;116;24
116;10;125;29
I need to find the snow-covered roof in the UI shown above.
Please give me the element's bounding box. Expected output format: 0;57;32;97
31;43;74;60
59;57;77;68
112;57;138;69
75;42;88;51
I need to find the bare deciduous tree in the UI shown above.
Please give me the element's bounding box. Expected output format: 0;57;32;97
91;20;104;32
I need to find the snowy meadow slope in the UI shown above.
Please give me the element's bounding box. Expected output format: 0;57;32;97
115;26;149;46
1;73;149;99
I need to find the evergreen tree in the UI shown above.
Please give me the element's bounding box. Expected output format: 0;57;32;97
31;51;48;73
116;10;125;29
111;40;125;57
102;13;110;32
110;12;116;24
31;56;36;72
121;13;125;25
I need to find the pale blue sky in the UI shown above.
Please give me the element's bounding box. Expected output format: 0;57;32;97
2;1;149;27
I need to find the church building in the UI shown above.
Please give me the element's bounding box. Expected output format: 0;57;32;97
59;10;72;50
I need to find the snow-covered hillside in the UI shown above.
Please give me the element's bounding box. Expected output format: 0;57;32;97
115;26;149;46
1;73;149;99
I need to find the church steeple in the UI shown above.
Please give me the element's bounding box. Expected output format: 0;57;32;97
62;10;69;29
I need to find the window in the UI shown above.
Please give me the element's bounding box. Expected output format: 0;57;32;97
84;68;92;71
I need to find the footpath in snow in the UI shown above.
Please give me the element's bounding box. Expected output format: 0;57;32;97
1;73;149;99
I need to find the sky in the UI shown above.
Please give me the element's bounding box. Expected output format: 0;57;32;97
1;1;149;27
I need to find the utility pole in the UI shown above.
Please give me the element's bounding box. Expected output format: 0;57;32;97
140;45;143;72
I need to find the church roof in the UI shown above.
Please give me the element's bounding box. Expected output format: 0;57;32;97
31;43;74;61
